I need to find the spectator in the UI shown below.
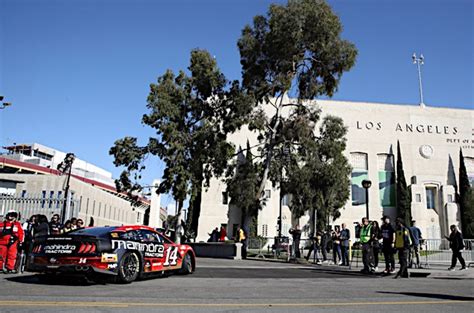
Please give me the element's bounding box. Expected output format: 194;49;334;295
446;225;466;271
208;227;219;242
381;216;395;274
70;218;78;230
409;220;422;268
289;225;302;258
394;218;411;279
305;231;322;264
321;228;332;263
237;225;247;259
371;220;382;271
360;217;375;274
61;220;74;233
49;214;62;235
219;226;227;242
76;219;85;229
340;223;350;266
33;215;50;238
332;226;342;265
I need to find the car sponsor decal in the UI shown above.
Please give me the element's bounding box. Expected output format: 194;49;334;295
107;263;118;269
101;253;118;263
111;240;165;258
43;244;77;254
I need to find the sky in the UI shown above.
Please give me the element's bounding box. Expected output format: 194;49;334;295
0;0;473;210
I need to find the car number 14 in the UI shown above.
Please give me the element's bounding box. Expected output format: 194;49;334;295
163;247;178;266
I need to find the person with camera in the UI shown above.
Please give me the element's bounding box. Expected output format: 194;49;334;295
0;210;25;274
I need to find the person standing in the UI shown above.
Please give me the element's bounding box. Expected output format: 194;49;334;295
360;217;374;274
381;216;395;274
409;220;422;268
237;226;247;259
394;218;411;279
0;210;25;273
371;220;382;271
219;226;227;242
446;225;466;271
49;214;62;235
340;223;350;266
33;215;50;238
332;226;342;265
289;225;302;258
321;228;331;263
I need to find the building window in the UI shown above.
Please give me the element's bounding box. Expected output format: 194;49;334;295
49;191;54;209
350;152;368;206
41;190;46;208
137;212;141;223
377;154;395;207
264;190;271;199
222;192;228;205
448;194;454;203
261;224;268;237
426;188;436;209
415;193;422;202
98;203;101;218
21;190;27;198
282;194;289;206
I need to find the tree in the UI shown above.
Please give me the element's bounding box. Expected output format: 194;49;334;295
459;148;474;238
226;141;262;234
284;116;351;234
110;50;252;243
236;0;357;231
396;141;411;226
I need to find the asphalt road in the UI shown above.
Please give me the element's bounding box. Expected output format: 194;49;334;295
0;258;473;313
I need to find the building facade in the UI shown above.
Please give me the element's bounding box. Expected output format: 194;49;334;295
0;143;163;227
196;99;474;241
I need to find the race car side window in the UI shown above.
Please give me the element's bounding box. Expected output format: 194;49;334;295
118;230;142;241
139;230;162;243
157;233;173;244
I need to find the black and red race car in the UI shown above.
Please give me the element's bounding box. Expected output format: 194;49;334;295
27;225;196;283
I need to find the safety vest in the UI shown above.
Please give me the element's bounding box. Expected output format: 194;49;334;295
360;224;372;243
395;227;412;249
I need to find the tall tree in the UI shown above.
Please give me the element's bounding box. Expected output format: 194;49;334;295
110;50;252;243
396;141;411;226
226;141;262;234
236;0;357;230
459;148;474;238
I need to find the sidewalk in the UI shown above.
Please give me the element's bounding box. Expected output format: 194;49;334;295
247;256;474;279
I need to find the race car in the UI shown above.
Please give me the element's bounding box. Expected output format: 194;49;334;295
27;225;196;283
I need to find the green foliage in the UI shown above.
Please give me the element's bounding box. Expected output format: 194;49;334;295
396;141;411;226
110;50;253;239
459;149;474;238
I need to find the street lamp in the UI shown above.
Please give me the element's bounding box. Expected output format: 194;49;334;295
57;153;76;223
362;179;372;220
278;145;291;238
412;53;425;107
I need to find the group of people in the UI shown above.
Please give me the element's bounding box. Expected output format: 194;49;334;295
302;224;351;266
0;209;87;274
207;225;247;258
207;226;228;242
359;216;467;278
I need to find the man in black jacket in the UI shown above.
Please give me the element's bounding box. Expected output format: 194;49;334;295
446;225;466;271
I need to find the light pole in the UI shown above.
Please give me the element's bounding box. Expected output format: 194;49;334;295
57;153;76;223
278;145;290;238
412;53;425;107
362;179;372;220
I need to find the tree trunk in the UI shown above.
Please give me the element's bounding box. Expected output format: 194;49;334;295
175;199;184;244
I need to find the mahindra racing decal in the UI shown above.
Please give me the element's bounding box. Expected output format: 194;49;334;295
43;244;77;254
111;240;165;258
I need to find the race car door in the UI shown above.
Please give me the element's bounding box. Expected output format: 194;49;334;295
157;233;181;270
138;229;166;273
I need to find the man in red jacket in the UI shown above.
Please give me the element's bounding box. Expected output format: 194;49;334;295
0;210;25;273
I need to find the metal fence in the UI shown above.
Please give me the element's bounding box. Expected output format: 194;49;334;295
0;193;80;222
247;236;474;267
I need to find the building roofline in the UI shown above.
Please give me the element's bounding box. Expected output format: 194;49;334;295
314;98;474;112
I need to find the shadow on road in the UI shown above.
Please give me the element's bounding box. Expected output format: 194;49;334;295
377;291;474;301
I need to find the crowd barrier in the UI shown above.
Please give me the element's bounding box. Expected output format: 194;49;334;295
246;237;474;267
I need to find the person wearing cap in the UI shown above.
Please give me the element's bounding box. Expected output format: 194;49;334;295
0;210;25;273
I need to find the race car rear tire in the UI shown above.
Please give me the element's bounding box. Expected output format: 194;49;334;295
117;252;140;283
178;253;193;275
